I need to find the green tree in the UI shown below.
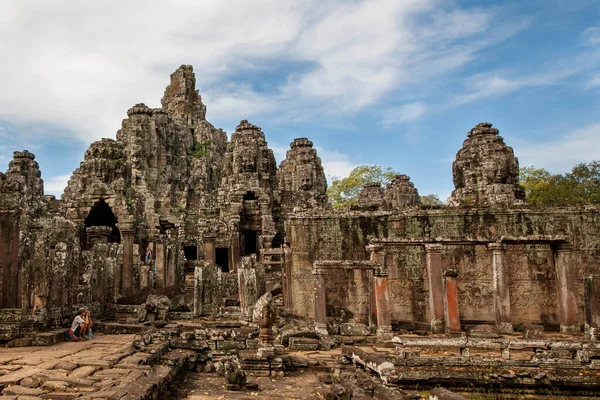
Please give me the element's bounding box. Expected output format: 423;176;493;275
568;161;600;205
519;161;600;205
420;193;443;206
327;165;397;209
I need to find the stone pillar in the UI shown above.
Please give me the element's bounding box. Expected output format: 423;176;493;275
238;255;259;318
585;275;600;340
425;244;445;333
166;247;176;287
120;221;135;298
374;267;392;339
443;270;461;334
203;236;216;264
489;243;512;333
313;267;328;335
193;263;203;316
155;239;166;289
553;243;579;333
369;249;385;327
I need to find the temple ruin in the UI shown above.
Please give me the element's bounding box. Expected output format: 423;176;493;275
0;65;599;398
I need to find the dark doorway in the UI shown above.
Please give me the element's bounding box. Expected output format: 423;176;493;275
183;245;198;261
243;191;257;201
84;199;120;244
216;248;230;272
241;230;258;256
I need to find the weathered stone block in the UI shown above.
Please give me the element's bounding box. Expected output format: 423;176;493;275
216;340;246;350
289;337;319;351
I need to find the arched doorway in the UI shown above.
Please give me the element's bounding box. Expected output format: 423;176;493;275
84;199;120;248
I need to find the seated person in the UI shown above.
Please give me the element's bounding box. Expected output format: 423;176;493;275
80;309;93;339
67;308;88;341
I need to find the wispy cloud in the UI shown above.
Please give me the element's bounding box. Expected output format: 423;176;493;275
514;122;600;173
582;26;600;47
317;147;357;182
0;1;527;143
586;72;600;89
452;25;600;106
44;174;71;198
381;103;427;128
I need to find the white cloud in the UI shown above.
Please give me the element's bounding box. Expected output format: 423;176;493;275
270;144;290;166
316;147;357;181
582;26;600;47
513;122;600;173
43;174;71;198
204;83;278;125
0;1;523;145
381;102;426;128
586;73;600;89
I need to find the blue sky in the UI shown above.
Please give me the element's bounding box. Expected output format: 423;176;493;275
0;0;599;201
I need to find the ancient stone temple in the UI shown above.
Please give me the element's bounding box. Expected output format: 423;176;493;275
449;122;525;207
0;65;599;398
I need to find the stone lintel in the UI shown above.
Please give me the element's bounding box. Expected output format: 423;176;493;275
312;260;381;275
424;243;443;253
487;242;506;252
553;242;574;252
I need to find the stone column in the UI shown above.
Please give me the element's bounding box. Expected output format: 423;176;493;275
489;243;512;333
374;267;392;339
155;239;166;289
193;263;203;316
553;243;579;333
166;246;176;287
369;248;385;328
120;221;135;298
313;267;328;335
443;270;461;334
585;275;600;340
203;236;216;264
425;244;445;333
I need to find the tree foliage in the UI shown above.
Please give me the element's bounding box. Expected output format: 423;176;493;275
327;165;397;209
420;193;443;206
327;165;444;208
520;161;600;205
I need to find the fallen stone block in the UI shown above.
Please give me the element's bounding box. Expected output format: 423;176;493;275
340;323;370;336
169;338;209;351
216;340;246;350
289;337;319;351
341;346;397;384
279;327;319;346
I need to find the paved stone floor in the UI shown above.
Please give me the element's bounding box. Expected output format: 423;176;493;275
0;333;162;399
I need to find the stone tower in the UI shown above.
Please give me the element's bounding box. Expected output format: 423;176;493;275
161;64;207;122
278;138;328;213
384;174;420;210
219;120;281;269
449;122;525;207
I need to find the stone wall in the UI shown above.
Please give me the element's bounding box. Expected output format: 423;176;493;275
286;207;600;329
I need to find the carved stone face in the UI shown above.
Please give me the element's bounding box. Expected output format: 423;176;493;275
238;148;257;173
297;164;313;191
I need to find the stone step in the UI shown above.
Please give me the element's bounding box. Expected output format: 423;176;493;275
101;323;151;335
